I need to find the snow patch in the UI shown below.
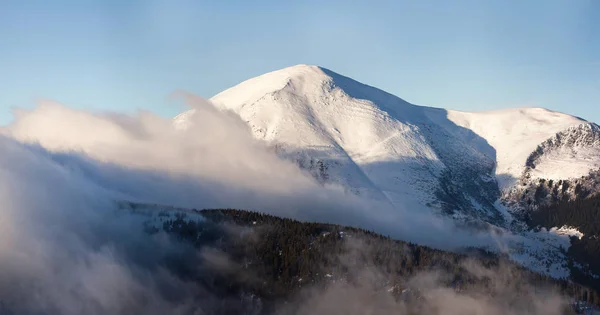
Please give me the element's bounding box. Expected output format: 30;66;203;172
549;226;584;240
529;146;600;181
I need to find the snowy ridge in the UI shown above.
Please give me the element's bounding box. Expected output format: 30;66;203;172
175;64;595;220
525;123;600;181
176;65;503;221
174;64;600;277
439;107;586;189
502;123;600;215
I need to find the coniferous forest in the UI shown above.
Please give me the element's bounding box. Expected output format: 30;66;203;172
134;205;598;314
528;193;600;295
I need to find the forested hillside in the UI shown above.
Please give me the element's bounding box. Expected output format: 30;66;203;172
129;204;598;314
528;193;600;294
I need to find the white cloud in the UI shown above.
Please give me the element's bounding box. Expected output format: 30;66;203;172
0;94;537;313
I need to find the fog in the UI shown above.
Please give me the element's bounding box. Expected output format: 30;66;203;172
0;95;558;313
277;239;567;315
5;94;503;248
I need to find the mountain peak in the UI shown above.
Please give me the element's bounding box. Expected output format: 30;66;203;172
206;64;332;111
209;64;415;121
258;64;329;81
280;63;324;72
174;65;598;223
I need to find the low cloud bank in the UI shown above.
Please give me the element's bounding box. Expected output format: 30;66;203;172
0;95;544;313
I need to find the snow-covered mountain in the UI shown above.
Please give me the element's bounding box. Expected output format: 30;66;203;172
175;64;598;228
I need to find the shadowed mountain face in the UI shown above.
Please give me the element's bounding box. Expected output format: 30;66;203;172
175;65;594;227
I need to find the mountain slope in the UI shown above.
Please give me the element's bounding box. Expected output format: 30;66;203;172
176;65;496;221
429;107;587;189
175;65;597;226
119;203;597;314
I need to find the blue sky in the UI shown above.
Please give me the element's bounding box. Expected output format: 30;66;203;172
1;0;598;124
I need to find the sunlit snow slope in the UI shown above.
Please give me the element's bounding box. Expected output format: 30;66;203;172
438;108;587;189
175;64;598;224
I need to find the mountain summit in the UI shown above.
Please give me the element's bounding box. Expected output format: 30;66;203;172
175;65;598;224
